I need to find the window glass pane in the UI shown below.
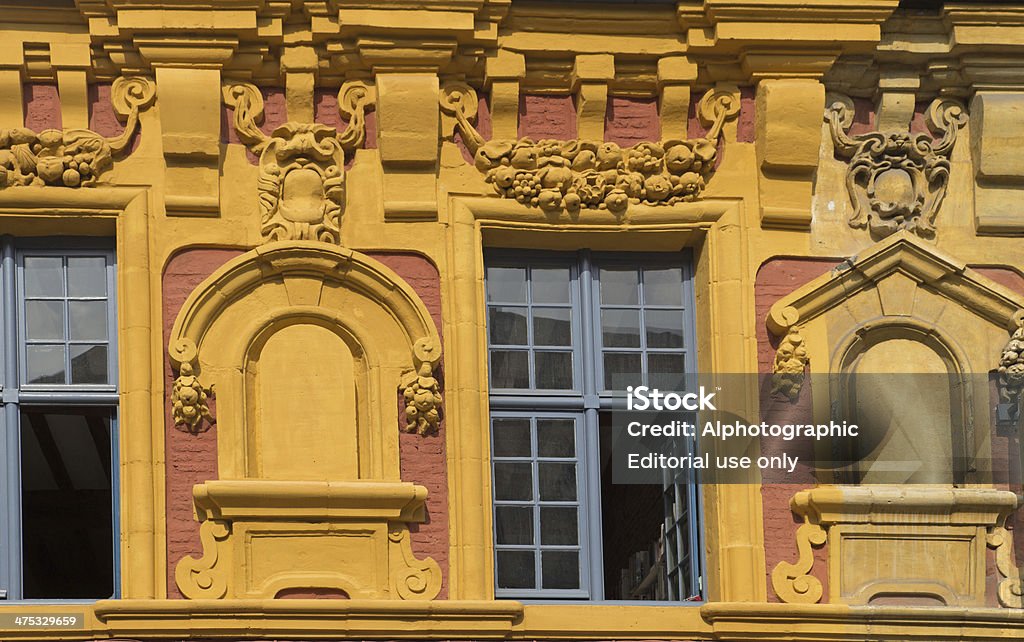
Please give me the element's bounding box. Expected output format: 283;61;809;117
26;344;66;384
603;352;642;390
25;300;64;340
486;266;527;303
24;256;64;297
70;344;108;385
542;551;580;590
490;350;530;389
531;267;571;304
649;353;686;390
495;506;534;545
533;308;571;346
540;506;579;545
537;419;575;457
69;300;108;341
601;309;641;348
599;268;639;305
494;462;533;501
535;351;573;390
643;267;683;306
645;309;685;349
538;462;577;501
496;550;535;589
67;257;107;297
492;418;532;457
20;407;114;599
489;306;528;345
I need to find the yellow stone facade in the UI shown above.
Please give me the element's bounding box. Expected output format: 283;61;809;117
0;0;1023;640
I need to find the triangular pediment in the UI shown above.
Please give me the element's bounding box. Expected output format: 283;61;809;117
766;232;1024;336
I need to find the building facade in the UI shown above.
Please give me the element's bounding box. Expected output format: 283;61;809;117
0;0;1023;639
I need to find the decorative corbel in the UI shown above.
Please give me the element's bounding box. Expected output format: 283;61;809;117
175;519;231;599
998;312;1024;419
0;76;155;189
826;94;967;240
987;524;1024;608
400;337;442;436
771;518;827;604
439;82;739;216
222;80;376;244
771;326;809;401
169;338;215;434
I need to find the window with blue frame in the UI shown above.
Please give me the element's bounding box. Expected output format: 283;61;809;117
0;237;118;601
486;250;702;601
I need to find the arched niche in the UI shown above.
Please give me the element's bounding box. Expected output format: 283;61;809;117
168;242;445;601
766;232;1024;486
168;241;441;481
833;322;969;484
766;232;1023;608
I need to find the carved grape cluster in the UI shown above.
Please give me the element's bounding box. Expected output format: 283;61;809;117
0;128;112;189
474;136;718;215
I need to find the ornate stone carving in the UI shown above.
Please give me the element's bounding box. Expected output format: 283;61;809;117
771;520;827;604
401;337;443;436
998;314;1024;415
388;523;443;600
771;326;809;401
175;519;230;599
987;525;1024;608
0;76;155;189
440;83;739;215
172;361;216;433
826;95;967;240
222;81;375;244
170;338;215;434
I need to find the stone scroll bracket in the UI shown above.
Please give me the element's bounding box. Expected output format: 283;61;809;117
439;82;739;219
222;81;376;245
0;76;155;189
826;93;967;241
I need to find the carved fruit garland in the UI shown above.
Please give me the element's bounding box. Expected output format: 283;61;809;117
826;95;967;240
998;313;1024;416
222;81;375;245
0;76;155;189
439;83;739;215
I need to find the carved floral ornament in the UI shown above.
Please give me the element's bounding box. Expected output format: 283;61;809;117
222;81;375;244
0;76;156;189
997;311;1024;418
439;83;739;216
826;95;967;240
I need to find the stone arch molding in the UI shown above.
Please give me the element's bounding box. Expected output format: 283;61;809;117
766;231;1024;607
169;241;443;601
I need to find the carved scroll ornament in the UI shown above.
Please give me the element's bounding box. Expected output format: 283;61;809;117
771;520;827;604
771;326;809;402
827;95;967;240
440;84;739;216
223;81;374;244
987;525;1024;608
0;77;155;189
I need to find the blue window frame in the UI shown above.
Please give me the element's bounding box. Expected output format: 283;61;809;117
486;249;702;602
0;236;119;601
